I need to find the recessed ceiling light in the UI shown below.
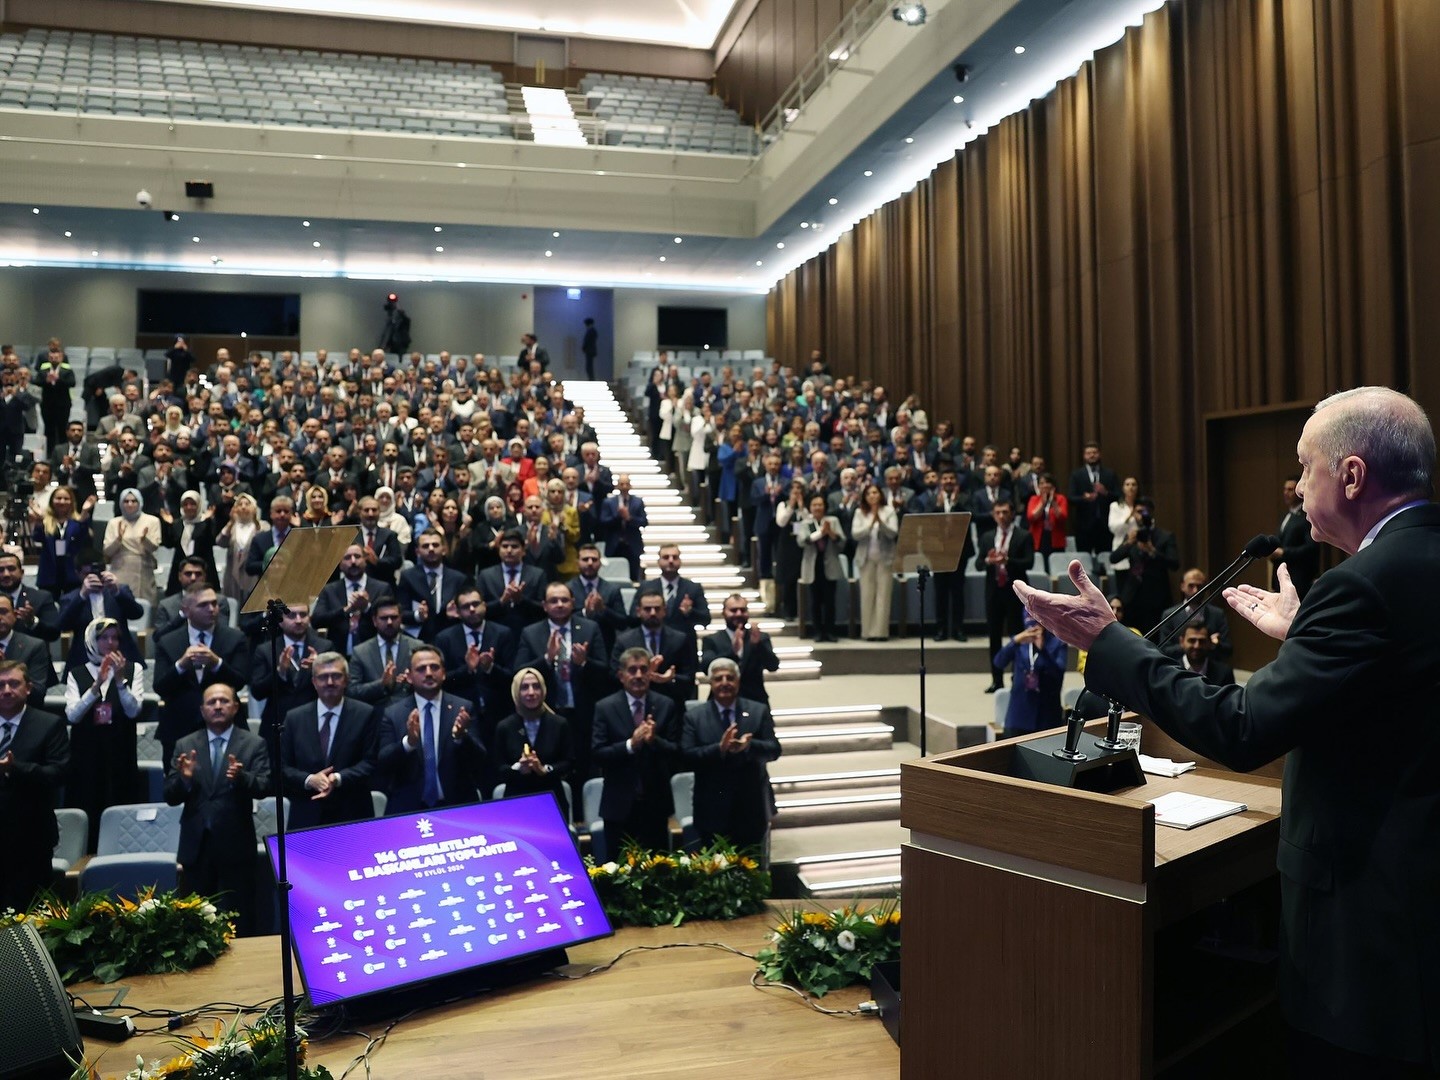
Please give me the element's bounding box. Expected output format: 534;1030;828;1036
91;250;99;256
905;137;914;144
211;255;222;264
302;220;310;227
828;197;838;205
457;162;466;168
659;256;667;262
673;237;683;244
63;231;72;238
755;260;763;266
191;236;200;243
953;95;964;104
800;222;810;229
552;231;560;238
595;170;605;176
31;208;39;214
864;170;873;177
312;241;321;248
776;242;785;249
545;250;553;257
1014;45;1025;54
434;246;444;252
433;226;442;233
321;258;329;264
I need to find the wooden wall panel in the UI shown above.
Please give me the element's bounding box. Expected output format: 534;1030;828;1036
765;0;1440;567
715;0;857;123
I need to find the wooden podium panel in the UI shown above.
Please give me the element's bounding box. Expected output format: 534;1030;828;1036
900;718;1283;1079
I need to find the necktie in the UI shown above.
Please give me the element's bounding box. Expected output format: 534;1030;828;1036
293;642;305;668
366;531;375;551
421;702;441;805
211;735;226;781
632;698;645;729
734;630;744;657
665;581;676;606
0;641;7;659
507;567;518;588
319;711;334;761
722;707;733;729
648;631;659;656
0;721;14;755
996;531;1009;588
471;629;482;649
428;570;440;609
385;641;396;669
197;632;207;648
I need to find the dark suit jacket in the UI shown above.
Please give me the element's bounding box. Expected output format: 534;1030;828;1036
491;712;572;812
377;692;488;813
280;698;379;828
1066;464;1121;538
512;617;610;714
633;577;711;641
310;577;396;653
1111;527;1181;630
354;526;403;584
477;563;548;634
598;494;647;557
251;632;326;737
1085;503;1440;1067
700;628;780;705
614;624;695;705
152;623;251;748
0;707;68;859
2;584;59;643
245;526;293;577
591;690;679;822
349;633;422;706
435;621;515;726
681;696;781;846
974;526;1036;600
397;564;467;637
161;516;220;594
1275;505;1321;598
568;575;629;649
0;632;56;709
164;725;270;870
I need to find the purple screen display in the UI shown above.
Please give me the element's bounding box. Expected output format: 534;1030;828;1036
267;794;613;1007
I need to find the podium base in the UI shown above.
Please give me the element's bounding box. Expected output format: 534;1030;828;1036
1012;734;1146;793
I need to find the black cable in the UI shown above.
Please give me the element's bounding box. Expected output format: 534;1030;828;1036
748;970;873;1017
549;940;756;979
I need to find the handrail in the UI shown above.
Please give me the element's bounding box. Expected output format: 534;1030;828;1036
756;0;893;144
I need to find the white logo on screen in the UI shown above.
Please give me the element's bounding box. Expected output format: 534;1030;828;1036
416;817;435;838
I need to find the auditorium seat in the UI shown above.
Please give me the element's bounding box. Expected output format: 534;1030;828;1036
51;808;88;874
80;801;183;899
669;772;696;849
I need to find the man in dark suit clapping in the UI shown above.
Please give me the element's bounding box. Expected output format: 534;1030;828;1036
700;594;780;706
435;587;515;743
681;657;781;850
592;647;680;852
280;652;379;829
165;683;269;934
975;502;1034;693
377;645;487;814
152;584;251;765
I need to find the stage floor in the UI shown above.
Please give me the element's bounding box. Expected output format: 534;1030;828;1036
73;909;899;1079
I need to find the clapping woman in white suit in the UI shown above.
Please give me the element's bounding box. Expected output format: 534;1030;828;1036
850;483;899;641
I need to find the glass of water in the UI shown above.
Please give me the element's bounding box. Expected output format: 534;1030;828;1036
1117;721;1142;753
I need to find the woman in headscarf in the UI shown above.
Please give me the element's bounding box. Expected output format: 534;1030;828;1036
374;485;412;547
466;495;515;576
31;485;96;596
217;492;261;602
492;667;573;818
102;487;162;606
159;489;219;593
64;616;145;850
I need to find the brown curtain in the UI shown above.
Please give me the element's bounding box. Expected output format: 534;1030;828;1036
767;0;1440;564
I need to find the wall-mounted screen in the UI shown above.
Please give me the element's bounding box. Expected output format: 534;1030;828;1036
137;290;300;336
657;306;727;349
267;794;612;1008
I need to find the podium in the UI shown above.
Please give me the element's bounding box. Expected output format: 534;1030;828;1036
899;719;1284;1078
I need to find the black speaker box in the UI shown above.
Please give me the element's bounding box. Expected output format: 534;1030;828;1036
0;922;83;1080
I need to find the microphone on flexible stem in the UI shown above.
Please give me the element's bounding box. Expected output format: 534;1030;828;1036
1143;532;1281;650
1090;532;1280;750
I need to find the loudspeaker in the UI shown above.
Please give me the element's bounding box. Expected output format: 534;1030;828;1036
0;922;83;1080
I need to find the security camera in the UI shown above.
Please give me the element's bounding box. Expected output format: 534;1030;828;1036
952;63;970;84
136;190;152;208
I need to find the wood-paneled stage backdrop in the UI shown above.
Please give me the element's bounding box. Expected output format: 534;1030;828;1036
767;0;1440;670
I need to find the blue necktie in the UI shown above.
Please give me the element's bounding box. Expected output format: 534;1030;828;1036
421;702;441;806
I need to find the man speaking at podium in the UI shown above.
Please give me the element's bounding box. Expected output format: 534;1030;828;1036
1016;387;1440;1076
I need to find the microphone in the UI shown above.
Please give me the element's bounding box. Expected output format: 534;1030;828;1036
1144;533;1279;649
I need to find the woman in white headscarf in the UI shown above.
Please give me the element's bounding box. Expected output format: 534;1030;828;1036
374;485;412;547
64;616;146;849
102;487;162;606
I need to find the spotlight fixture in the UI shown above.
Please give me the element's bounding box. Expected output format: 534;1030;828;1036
552;231;560;237
828;197;838;205
1014;45;1026;54
302;220;311;227
63;231;72;238
435;246;444;252
312;241;321;248
545;250;553;257
864;170;873;177
191;236;200;243
800;222;810;229
953;95;965;104
659;256;667;262
673;237;683;244
162;211;181;222
32;207;40;214
433;226;443;233
776;242;785;249
891;3;926;25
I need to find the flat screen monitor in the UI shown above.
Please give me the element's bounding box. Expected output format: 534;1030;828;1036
266;794;612;1008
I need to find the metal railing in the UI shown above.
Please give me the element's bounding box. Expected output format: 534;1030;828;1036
756;0;894;144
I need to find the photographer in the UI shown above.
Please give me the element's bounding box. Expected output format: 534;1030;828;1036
1110;495;1180;632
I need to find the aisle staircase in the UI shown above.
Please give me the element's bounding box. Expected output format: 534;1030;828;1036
569;381;906;898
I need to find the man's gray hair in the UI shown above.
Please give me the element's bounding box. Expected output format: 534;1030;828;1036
312;651;349;677
707;656;740;680
1312;387;1434;497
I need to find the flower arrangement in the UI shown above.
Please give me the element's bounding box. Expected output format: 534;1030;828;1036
0;888;235;985
755;901;901;996
69;1014;333;1080
585;840;770;926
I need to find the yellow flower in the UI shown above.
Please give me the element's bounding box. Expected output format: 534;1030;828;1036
738;856;758;870
801;912;832;928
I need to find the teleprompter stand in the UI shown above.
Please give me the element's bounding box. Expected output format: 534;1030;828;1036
893;511;970;758
241;525;358;1080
